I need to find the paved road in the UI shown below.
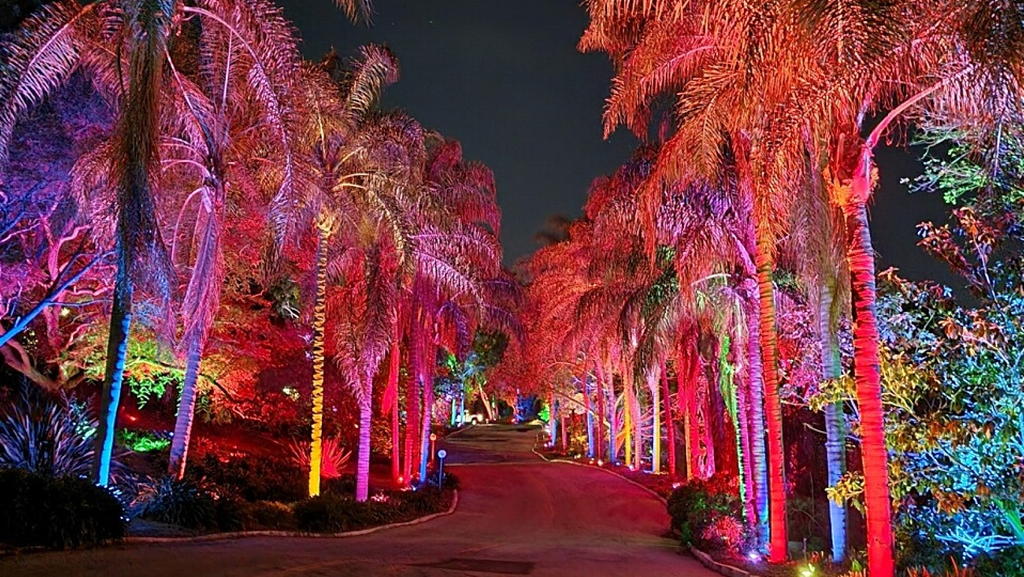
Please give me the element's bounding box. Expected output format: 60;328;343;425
2;424;716;577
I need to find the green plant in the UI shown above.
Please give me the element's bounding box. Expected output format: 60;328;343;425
293;494;393;533
132;477;218;530
286;437;352;479
187;454;306;502
238;500;296;530
972;546;1024;577
117;430;171;453
0;468;125;548
667;474;744;548
0;387;109;478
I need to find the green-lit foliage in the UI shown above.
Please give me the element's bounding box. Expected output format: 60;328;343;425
117;430;170;453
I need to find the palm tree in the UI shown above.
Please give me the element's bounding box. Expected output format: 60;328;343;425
284;45;400;498
160;0;304;479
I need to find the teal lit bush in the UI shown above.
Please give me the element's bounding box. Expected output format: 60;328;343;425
0;468;125;548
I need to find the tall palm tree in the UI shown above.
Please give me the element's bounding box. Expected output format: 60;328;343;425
160;0;304;479
286;46;400;497
2;0;177;486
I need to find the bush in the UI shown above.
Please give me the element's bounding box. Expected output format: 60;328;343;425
293;488;451;533
0;468;125;549
187;454;306;502
237;500;296;530
293;495;394;533
973;546;1024;577
667;474;746;551
0;387;114;478
133;477;218;530
322;473;356;496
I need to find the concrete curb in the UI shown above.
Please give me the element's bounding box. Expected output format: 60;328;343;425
530;445;668;505
689;546;763;577
442;423;476;439
124;489;459;544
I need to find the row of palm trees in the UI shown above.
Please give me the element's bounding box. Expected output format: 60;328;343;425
521;1;1022;575
0;0;512;502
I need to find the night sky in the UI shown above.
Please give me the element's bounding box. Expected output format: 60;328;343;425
277;0;956;286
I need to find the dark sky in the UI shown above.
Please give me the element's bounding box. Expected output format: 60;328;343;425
277;0;956;286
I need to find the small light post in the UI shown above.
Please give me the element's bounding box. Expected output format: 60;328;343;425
437;449;447;487
429;433;437;466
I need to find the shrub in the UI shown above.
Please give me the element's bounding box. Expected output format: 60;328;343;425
399;487;450;515
0;468;125;548
133;477;217;530
187;454;306;502
117;430;171;453
322;473;356;496
0;387;114;478
293;495;392;533
286;437;352;479
293;488;451;533
238;500;296;530
971;546;1024;577
667;474;745;549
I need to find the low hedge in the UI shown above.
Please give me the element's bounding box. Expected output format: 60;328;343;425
294;487;452;533
0;468;126;549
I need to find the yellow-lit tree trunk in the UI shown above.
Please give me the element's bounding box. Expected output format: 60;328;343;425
308;220;330;497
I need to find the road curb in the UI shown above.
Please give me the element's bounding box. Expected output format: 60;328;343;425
689;545;763;577
124;489;459;544
530;445;667;504
442;423;475;439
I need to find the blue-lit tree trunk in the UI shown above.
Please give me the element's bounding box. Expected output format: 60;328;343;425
820;282;848;562
93;0;176;486
94;275;132;486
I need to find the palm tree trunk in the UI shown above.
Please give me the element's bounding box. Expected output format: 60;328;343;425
661;368;677;475
548;392;557;444
308;222;329;497
94;276;133;486
388;338;401;482
755;236;789;562
735;342;757;529
418;338;436;482
650;376;661;473
584;377;595;458
844;195;894;576
677;350;694;479
623;374;634;466
93;0;176;488
630;378;642;470
818;282;848;562
607;378;618;462
355;393;372;502
168;338;202;478
403;363;419;482
594;364;607;461
744;281;771;548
